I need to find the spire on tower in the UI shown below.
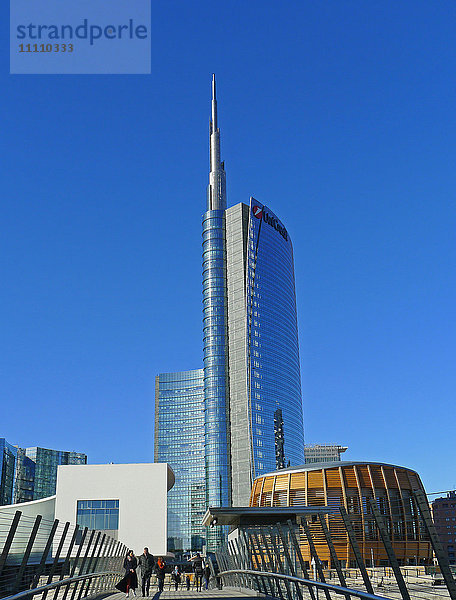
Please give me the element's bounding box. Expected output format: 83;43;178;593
211;73;217;131
207;74;227;211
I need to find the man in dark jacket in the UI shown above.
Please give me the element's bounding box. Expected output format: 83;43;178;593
138;547;155;597
191;553;204;592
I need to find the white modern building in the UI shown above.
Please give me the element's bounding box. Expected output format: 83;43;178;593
55;463;174;556
0;463;175;558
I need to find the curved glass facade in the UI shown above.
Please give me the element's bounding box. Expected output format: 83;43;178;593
246;198;304;477
202;210;231;511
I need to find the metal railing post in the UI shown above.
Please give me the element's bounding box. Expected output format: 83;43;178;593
238;532;254;588
276;524;304;600
90;534;107;594
233;537;249;588
69;529;95;600
245;531;269;596
317;514;351;600
61;527;88;600
286;519;317;600
339;507;375;596
237;534;258;591
12;514;42;594
0;511;22;578
228;540;243;588
300;517;332;600
76;531;102;600
95;536;115;593
219;547;230;586
268;526;294;600
250;530;276;597
57;525;79;587
42;521;71;600
368;499;411;600
31;519;59;589
259;527;285;600
215;551;228;586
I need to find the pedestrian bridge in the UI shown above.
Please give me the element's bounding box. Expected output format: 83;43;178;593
1;499;456;600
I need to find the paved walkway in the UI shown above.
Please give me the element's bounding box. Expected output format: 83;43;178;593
103;589;262;600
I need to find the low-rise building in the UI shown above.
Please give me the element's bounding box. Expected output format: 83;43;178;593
304;444;348;464
432;490;456;565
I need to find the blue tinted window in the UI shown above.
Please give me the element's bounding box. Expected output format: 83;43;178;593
76;499;119;531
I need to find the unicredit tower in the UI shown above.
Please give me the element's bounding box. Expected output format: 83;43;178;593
203;75;304;511
156;76;304;552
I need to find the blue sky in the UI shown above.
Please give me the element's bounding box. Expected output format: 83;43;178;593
1;1;455;495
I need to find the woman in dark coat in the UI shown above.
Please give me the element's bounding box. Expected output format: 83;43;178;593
155;557;166;592
116;551;139;597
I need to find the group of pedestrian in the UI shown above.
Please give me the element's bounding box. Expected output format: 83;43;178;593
115;549;212;597
115;548;166;598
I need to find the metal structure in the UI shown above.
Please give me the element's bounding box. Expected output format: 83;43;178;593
210;493;456;600
0;509;126;599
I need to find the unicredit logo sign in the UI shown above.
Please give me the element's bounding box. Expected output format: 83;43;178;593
252;205;263;219
252;204;288;241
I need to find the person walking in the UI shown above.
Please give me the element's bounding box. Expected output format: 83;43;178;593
190;553;204;592
171;566;181;591
155;556;166;593
115;550;138;598
138;547;155;597
204;562;211;590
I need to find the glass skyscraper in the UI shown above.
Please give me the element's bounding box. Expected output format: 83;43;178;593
0;441;87;505
155;76;305;551
154;370;206;552
25;447;87;500
14;447;35;503
0;439;17;505
225;199;305;507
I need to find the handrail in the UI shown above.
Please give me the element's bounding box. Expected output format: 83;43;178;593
218;568;392;600
1;570;120;600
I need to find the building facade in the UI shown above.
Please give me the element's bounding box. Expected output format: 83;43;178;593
0;440;87;506
14;447;36;503
304;444;348;464
0;439;17;505
155;76;305;551
204;76;304;517
225;199;305;507
25;447;87;500
55;463;174;556
154;370;206;552
250;461;432;567
431;490;456;565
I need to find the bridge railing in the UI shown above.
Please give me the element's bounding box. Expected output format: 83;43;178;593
216;568;395;600
0;510;127;600
214;491;456;600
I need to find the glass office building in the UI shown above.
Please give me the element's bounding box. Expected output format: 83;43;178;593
226;199;305;507
25;447;87;500
0;439;17;505
0;442;87;505
154;370;206;552
14;447;36;503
